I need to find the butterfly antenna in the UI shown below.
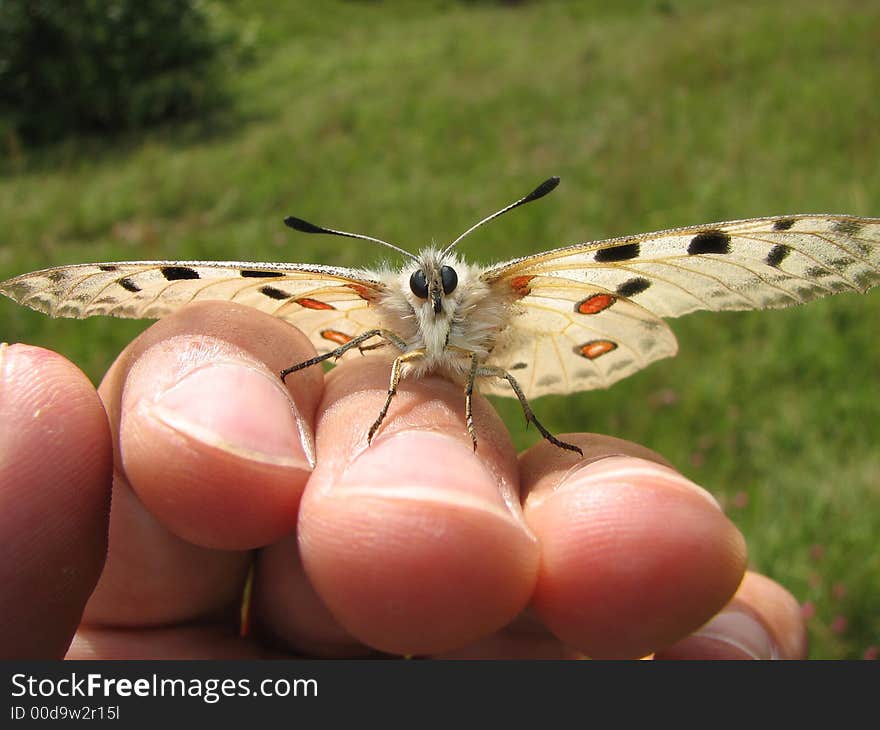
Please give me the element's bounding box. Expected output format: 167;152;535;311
441;176;560;256
284;216;420;264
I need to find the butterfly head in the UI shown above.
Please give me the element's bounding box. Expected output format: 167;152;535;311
407;249;459;316
391;247;500;361
409;250;458;315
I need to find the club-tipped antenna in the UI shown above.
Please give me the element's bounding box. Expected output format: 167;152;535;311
285;215;420;264
441;176;560;256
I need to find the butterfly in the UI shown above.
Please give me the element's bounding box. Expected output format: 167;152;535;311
1;177;878;455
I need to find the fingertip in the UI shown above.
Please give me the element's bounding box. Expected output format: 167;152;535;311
103;303;324;550
119;339;312;548
734;571;808;659
0;344;112;657
524;450;746;659
653;571;808;660
519;433;675;492
298;357;538;655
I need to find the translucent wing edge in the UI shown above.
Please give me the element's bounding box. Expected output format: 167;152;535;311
481;214;880;281
1;259;381;285
0;260;386;314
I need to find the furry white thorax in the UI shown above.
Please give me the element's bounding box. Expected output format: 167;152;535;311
371;247;511;381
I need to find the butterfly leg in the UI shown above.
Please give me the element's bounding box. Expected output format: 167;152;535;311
356;330;407;356
368;349;426;444
476;365;583;455
464;353;480;451
280;328;405;381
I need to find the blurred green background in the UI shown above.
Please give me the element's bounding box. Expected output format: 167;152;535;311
1;0;877;659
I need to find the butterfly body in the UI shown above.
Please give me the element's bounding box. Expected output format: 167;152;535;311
371;249;508;382
2;178;878;452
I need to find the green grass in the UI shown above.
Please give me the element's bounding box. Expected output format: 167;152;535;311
1;0;877;659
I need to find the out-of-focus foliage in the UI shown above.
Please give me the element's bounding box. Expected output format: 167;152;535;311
0;0;252;143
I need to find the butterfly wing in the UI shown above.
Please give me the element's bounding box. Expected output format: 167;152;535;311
0;260;387;357
479;275;678;398
482;214;880;398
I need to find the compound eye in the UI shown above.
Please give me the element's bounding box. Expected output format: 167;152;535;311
440;265;458;295
409;269;429;299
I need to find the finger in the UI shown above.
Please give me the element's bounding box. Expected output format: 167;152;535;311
0;344;111;658
107;304;320;548
653;570;808;659
521;435;747;659
292;355;539;656
433;610;585;659
84;302;323;627
252;534;373;658
67;625;284;659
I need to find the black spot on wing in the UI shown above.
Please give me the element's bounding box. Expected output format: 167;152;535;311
161;266;200;281
48;270;65;283
99;264;119;272
688;229;731;255
240;269;283;278
616;277;651;298
805;265;834;279
260;285;292;300
832;219;864;236
595;242;640;262
119;277;141;293
766;244;791;268
772;218;795;231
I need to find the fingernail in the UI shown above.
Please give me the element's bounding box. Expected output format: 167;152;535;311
144;362;314;468
336;431;517;521
687;608;779;659
549;456;721;511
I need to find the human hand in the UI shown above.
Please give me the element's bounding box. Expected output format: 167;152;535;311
0;302;807;659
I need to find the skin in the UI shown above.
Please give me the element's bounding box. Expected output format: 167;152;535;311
0;301;807;659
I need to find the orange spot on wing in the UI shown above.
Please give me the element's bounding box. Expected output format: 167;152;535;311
296;297;336;310
510;275;535;297
347;283;376;301
321;329;352;345
577;340;617;359
576;293;616;314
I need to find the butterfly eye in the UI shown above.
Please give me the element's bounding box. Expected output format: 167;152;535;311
440;265;458;295
409;269;429;299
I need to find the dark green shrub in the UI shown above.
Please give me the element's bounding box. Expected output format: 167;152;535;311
0;0;239;143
